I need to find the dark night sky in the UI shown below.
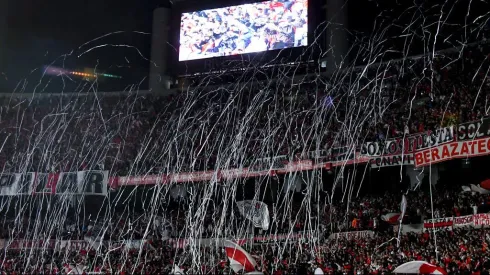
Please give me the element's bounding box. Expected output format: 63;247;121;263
0;0;169;91
5;0;168;60
0;0;487;91
5;0;166;43
0;0;411;61
1;0;485;59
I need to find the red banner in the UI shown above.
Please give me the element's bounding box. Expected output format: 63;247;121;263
423;217;453;231
415;137;490;167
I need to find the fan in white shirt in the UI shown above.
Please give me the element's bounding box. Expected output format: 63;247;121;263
244;35;268;53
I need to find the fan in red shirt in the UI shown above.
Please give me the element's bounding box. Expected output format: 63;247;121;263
269;1;285;9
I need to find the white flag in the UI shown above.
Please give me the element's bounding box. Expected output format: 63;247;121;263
472;184;490;194
236;200;270;230
65;264;85;274
397;195;408;248
400;195;407;221
171;265;184;275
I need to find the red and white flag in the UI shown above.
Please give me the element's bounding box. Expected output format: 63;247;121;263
224;240;258;273
393;261;446;275
381;213;401;224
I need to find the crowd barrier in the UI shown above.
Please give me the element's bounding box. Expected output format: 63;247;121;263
0;238;151;251
168;230;320;249
0;231;320;250
7;216;489;252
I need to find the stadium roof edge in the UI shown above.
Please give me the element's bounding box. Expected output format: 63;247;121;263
0;90;153;98
1;40;486;98
174;39;489;91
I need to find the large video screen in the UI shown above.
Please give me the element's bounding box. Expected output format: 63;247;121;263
179;0;308;61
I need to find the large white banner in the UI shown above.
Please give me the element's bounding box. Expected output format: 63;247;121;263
236;200;270;230
361;126;454;157
414;213;490;231
474;214;490;227
0;170;108;195
453;215;474;228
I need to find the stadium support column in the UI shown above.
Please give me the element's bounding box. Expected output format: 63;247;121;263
427;165;439;186
0;0;7;80
150;7;171;94
405;165;439;188
406;166;425;189
324;0;348;73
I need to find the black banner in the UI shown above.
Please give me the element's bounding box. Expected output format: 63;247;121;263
370;154;414;168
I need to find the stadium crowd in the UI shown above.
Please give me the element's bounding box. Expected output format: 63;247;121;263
1;184;490;274
1;39;490;176
2;225;490;274
1;184;485;241
0;16;490;275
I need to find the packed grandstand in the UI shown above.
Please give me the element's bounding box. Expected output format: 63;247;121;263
1;4;490;275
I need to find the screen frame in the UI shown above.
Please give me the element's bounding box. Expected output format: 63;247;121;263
167;0;324;76
178;0;309;62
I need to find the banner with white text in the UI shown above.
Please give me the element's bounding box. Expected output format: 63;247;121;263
414;137;490;167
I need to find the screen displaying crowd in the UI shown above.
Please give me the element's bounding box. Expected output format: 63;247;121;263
179;0;308;61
